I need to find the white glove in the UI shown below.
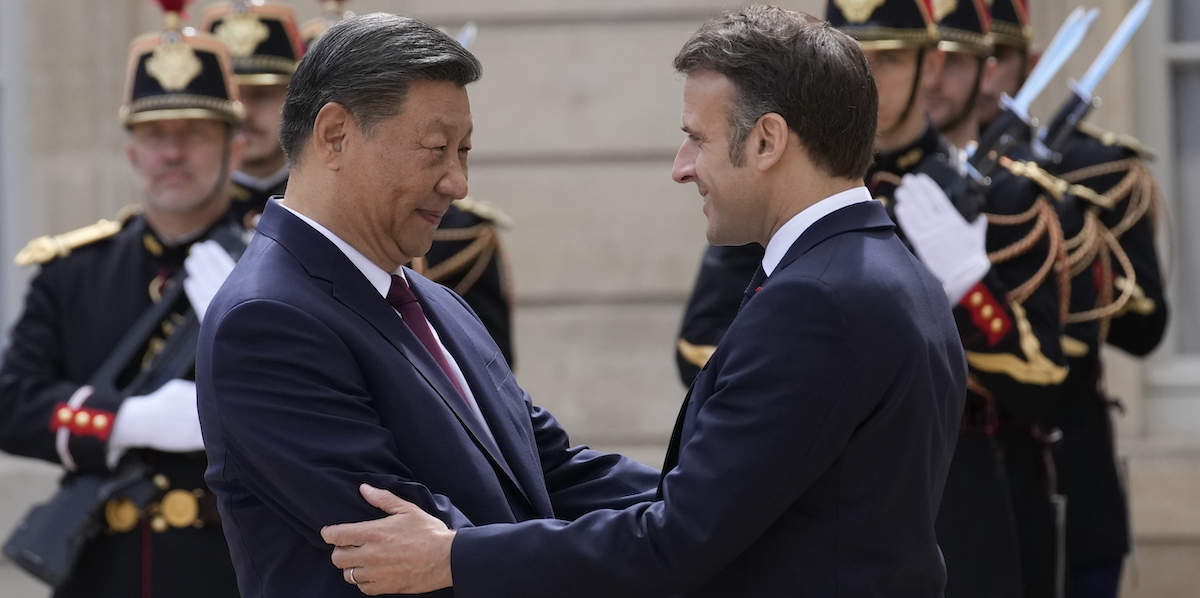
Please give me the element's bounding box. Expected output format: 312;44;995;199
894;173;991;304
107;379;204;468
184;240;236;322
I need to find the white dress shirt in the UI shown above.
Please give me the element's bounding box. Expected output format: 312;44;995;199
762;186;873;276
281;203;496;442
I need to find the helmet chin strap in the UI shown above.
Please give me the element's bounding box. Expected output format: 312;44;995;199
880;48;927;139
938;56;987;135
198;128;236;215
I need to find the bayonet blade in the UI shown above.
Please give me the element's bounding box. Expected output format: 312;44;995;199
1075;0;1152;98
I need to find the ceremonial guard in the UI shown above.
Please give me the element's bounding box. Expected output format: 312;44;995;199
834;3;1069;597
1044;125;1164;598
926;2;1077;595
0;2;245;595
1035;3;1167;594
301;2;517;364
200;0;305;229
977;0;1033;131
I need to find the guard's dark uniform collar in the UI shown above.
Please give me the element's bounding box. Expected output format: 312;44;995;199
870;121;951;180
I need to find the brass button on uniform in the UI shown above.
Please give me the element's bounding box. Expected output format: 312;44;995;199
990;319;1004;333
161;489;200;529
151;516;168;534
93;413;109;431
74;411;91;428
105;498;140;533
970;291;984;307
980;305;995;319
56;407;73;424
153;474;170;490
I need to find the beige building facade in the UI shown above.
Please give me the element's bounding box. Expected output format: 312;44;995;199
0;1;1195;596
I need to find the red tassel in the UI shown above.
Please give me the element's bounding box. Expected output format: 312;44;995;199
153;0;192;15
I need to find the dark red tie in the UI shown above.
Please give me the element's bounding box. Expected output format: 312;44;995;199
387;275;469;407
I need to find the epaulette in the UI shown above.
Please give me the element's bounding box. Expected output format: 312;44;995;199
453;197;513;229
998;157;1114;209
1077;121;1157;161
14;205;141;267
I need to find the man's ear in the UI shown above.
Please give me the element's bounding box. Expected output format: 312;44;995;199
980;55;999;92
753;113;789;172
227;130;246;174
921;49;946;88
1025;49;1041;77
311;102;352;171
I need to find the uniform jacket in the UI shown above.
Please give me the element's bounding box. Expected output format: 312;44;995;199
452;200;967;598
196;200;658;598
1046;125;1168;566
0;214;238;598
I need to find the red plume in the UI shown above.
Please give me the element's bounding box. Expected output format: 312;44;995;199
153;0;193;14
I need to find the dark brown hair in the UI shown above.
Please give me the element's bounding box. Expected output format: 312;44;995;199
674;4;878;179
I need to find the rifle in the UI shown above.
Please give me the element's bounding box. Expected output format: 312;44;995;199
1041;0;1153;158
970;7;1100;181
3;221;247;587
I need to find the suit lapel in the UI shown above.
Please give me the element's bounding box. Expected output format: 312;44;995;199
407;273;535;506
258;202;525;496
657;201;894;496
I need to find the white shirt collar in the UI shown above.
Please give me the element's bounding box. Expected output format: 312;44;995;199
761;186;873;276
233;166;290;193
279;201;403;298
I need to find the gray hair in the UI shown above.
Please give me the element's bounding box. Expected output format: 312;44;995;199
279;13;482;167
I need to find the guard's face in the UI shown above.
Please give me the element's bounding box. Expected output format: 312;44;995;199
239;84;288;170
127;118;235;216
673;71;761;246
341;79;472;263
863;48;923;135
927;51;981;131
977;45;1024;125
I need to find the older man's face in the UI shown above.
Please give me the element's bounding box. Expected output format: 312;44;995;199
342;79;472;263
127;118;234;217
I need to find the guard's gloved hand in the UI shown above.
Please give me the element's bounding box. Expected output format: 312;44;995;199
183;240;236;323
894;173;990;304
107;379;204;468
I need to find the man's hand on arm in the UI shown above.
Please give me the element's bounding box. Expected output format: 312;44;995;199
322;484;456;596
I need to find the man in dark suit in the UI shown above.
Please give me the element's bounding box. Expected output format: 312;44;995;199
194;14;659;598
320;6;967;597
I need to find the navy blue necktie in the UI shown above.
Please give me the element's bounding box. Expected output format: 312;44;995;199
739;265;768;312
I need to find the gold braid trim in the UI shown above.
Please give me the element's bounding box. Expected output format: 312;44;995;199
412;224;500;296
14;205;141;266
677;339;718;369
999;157;1113;208
1064;216;1137;332
985;198;1067;315
966;302;1069;386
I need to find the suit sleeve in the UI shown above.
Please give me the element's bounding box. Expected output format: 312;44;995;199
451;276;882;598
199;298;475;548
529;403;659;521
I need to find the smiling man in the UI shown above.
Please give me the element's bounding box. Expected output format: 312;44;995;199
319;6;966;597
193;14;659;598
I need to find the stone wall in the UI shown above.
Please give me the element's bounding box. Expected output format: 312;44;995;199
1;1;1193;596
